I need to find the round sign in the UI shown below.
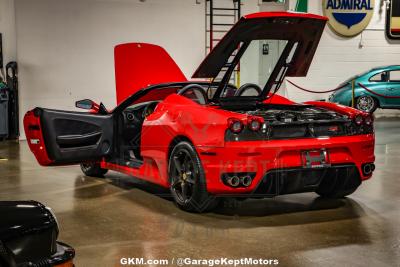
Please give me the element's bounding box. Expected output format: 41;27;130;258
323;0;375;37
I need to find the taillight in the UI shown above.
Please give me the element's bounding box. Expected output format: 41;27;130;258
248;117;263;131
364;114;373;126
350;113;374;135
228;118;244;133
354;114;363;125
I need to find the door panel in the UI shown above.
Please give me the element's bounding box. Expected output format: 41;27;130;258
384;84;400;106
363;82;388;107
24;108;114;165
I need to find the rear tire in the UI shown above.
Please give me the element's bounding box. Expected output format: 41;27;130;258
168;141;219;213
80;162;108;177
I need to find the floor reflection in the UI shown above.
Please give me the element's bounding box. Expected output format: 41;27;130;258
1;119;399;267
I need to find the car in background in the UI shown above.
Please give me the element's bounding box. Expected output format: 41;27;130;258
329;65;400;113
0;201;75;267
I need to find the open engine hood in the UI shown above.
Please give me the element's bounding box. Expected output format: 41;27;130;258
192;12;327;89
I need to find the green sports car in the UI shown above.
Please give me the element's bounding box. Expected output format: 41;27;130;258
329;65;400;113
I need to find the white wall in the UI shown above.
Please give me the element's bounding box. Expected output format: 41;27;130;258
14;0;400;139
15;0;205;114
15;0;259;139
285;0;400;110
0;0;16;65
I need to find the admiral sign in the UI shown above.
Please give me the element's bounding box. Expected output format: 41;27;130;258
323;0;375;36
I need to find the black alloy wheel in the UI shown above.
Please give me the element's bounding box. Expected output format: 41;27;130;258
169;141;219;212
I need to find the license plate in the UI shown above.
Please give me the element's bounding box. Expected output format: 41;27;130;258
301;149;330;168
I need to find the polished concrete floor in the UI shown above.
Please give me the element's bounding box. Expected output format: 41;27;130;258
0;120;399;267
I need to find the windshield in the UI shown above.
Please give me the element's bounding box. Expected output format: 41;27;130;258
208;39;297;100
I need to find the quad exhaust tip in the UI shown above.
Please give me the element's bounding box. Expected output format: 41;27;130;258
225;174;254;188
362;163;375;176
241;176;252;187
227;176;241;187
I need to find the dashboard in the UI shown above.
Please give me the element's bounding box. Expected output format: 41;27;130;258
121;101;159;141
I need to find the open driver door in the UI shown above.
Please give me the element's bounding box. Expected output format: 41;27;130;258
24;105;114;166
24;42;186;166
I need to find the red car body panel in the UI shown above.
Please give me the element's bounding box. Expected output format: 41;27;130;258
23;11;375;199
243;12;328;20
198;135;374;194
263;94;295;105
114;43;187;105
23;110;54;166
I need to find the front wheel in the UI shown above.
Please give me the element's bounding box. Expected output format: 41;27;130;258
355;95;378;113
80;162;108;177
168;141;219;212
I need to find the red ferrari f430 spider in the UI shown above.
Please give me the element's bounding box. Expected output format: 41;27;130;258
24;12;375;212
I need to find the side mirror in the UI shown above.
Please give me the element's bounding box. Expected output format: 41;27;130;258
75;99;97;110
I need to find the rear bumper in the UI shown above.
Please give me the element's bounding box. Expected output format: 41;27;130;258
252;164;360;197
197;134;375;195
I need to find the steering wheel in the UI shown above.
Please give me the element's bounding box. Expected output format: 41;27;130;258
142;102;159;119
178;84;208;105
235;83;262;97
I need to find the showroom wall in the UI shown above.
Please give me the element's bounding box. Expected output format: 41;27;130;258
15;0;206;115
15;0;258;139
286;0;400;105
0;0;16;64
